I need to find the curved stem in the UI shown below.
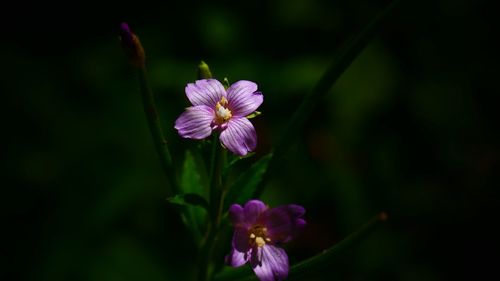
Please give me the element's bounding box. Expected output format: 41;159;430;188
215;212;388;281
287;212;388;279
253;0;402;198
137;67;177;194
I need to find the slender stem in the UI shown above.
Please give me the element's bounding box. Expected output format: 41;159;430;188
215;212;388;281
253;0;402;198
199;134;226;281
209;135;220;217
287;212;388;279
197;220;213;281
137;67;177;194
277;0;400;158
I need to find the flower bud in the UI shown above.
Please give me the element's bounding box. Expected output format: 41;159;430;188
197;60;213;79
119;22;145;68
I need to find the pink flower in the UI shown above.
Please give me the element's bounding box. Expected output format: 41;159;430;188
226;200;306;281
175;79;263;156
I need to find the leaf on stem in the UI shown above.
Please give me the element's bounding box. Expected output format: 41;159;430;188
181;150;206;196
167;193;209;212
171;150;210;244
223;153;273;210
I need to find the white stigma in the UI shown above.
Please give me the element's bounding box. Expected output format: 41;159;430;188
216;106;231;119
215;96;232;123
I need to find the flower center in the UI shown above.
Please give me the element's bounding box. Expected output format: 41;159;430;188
215;96;232;123
249;225;271;248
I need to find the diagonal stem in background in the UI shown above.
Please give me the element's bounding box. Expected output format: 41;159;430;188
214;212;388;281
137;67;177;195
254;0;402;198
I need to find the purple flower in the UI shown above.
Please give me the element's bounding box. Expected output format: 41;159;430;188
226;200;306;281
174;79;263;156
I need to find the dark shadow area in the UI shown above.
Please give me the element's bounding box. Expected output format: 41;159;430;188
3;0;498;280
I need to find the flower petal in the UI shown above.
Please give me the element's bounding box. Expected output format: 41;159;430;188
261;205;306;243
243;200;267;225
226;80;263;117
185;79;226;107
174;105;214;139
228;204;245;225
251;245;289;281
219;117;257;156
233;226;251;253
225;247;250;267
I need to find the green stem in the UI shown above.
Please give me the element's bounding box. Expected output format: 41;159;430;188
199;135;226;281
197;218;212;281
287;212;388;280
254;0;402;198
277;0;400;157
215;212;388;281
209;135;221;216
137;67;177;194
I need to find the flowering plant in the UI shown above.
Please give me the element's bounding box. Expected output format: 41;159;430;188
226;200;306;281
175;79;262;156
118;3;396;277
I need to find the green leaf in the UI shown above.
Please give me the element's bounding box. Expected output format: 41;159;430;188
224;153;272;210
222;152;255;179
180;150;205;195
166;193;209;212
176;150;209;244
245;111;261;119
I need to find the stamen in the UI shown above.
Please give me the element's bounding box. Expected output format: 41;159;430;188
248;224;270;248
255;236;266;247
220;96;228;106
215;96;232;123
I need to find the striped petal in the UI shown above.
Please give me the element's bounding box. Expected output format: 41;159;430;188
243;200;267;225
226;80;263;117
185;79;226;107
174;105;214;139
225;247;250;267
219;117;257;156
251;245;289;281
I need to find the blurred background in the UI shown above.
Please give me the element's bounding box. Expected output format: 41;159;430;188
3;0;498;280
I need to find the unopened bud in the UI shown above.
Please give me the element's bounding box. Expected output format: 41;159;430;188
197;60;213;79
119;22;145;68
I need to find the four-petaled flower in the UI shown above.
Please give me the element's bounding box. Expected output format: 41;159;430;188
226;200;306;281
175;79;263;156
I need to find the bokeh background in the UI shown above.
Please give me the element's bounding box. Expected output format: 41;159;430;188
3;0;498;280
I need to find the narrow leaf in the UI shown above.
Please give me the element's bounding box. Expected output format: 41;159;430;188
180;150;205;195
245;111;261;119
224;153;272;210
176;150;209;244
167;193;209;212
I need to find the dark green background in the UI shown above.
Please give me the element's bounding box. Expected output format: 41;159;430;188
3;0;498;280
